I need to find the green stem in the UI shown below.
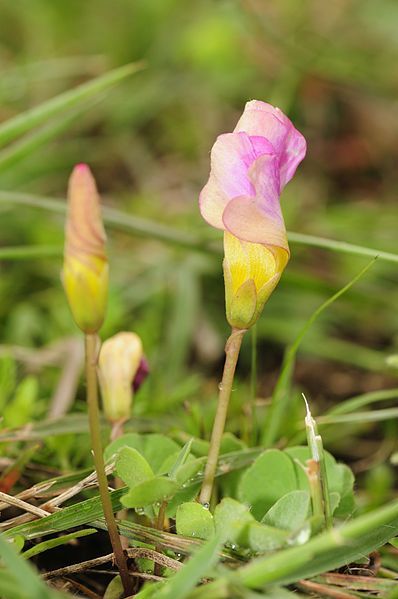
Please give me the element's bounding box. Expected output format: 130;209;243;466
199;328;245;506
250;324;258;445
154;500;168;576
84;334;133;597
317;435;332;529
304;396;332;530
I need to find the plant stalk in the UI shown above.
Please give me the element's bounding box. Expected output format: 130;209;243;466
199;327;245;506
84;334;133;597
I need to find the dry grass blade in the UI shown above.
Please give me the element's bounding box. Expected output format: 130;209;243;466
0;491;51;518
0;463;114;530
42;547;182;580
297;579;359;598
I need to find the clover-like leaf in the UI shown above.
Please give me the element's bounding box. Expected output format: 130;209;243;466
121;476;179;509
105;433;180;473
262;490;310;532
238;449;297;520
115;446;154;489
214;498;254;544
176;502;215;540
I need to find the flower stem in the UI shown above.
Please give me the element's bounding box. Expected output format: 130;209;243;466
199;327;245;506
84;334;133;597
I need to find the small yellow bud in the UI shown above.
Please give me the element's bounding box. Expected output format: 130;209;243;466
98;332;144;422
223;231;288;329
62;164;108;334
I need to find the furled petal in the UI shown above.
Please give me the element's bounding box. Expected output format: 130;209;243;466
222;196;288;251
234;100;306;188
199;132;275;229
222;154;288;251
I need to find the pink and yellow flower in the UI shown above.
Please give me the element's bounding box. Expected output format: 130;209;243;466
200;100;306;329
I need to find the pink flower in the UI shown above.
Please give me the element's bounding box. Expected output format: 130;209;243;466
200;101;306;329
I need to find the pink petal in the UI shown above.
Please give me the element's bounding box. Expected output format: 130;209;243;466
234;100;306;187
221;153;287;249
199;131;274;230
222;195;289;250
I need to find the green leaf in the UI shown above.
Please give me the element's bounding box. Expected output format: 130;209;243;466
115;447;154;489
243;521;289;553
105;433;179;474
238;450;297;520
0;62;142;148
214;498;254;544
166;483;201;519
121;476;179;508
176;502;215;540
329;492;341;515
172;456;206;486
262;491;310;532
168;438;194;479
104;575;124;599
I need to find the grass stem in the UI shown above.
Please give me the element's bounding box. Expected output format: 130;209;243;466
84;333;133;597
199;328;245;506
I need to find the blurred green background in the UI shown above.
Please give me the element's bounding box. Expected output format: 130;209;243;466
0;0;397;467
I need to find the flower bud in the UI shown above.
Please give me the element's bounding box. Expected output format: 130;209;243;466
62;164;108;334
223;231;288;329
98;332;146;422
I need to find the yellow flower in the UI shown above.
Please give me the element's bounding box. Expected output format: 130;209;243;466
62;164;108;334
223;231;288;329
98;332;144;422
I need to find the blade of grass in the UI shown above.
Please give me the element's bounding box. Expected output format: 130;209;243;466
238;499;398;587
1;192;398;264
0;191;212;253
153;536;221;599
288;231;398;265
327;388;398;416
0;412;164;443
262;259;376;447
0;62;143;148
0;103;94;173
0;245;62;260
317;407;398;425
21;528;97;559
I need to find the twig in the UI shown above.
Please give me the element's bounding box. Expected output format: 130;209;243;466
87;569;163;582
297;579;358;598
0;491;51;518
42;547;182;579
0;463;114;529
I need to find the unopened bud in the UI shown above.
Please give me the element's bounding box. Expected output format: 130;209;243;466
98;332;146;422
62;164;108;334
